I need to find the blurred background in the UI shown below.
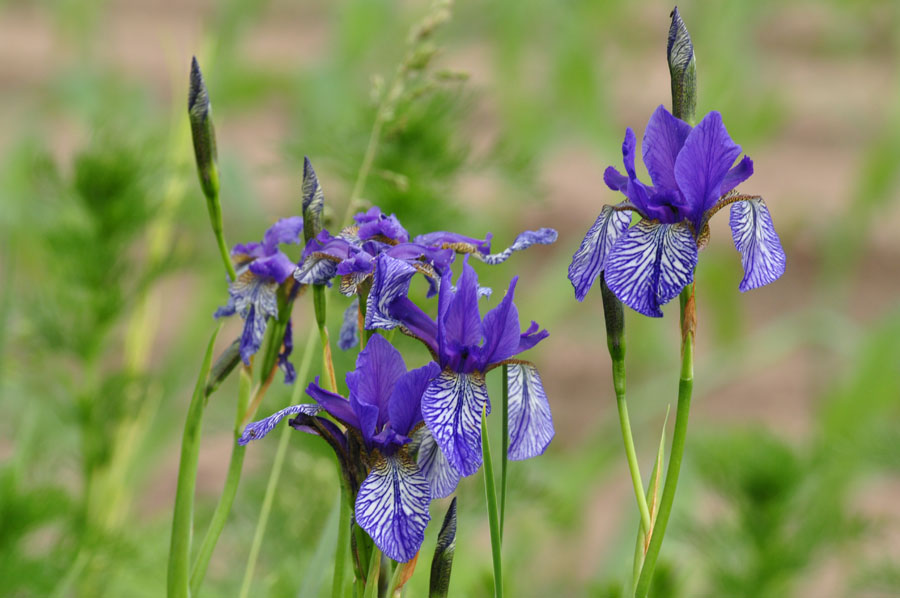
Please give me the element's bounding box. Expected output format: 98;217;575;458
1;0;899;596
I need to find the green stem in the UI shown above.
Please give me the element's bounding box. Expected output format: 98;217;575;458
189;366;252;594
633;285;695;598
499;365;509;539
167;324;221;598
363;547;383;598
214;217;237;282
238;329;318;598
614;359;652;537
481;409;503;598
332;484;352;598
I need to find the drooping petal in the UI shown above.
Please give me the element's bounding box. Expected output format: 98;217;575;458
278;319;295;383
481;228;558;265
506;364;554;461
346;334;407;422
729;197;786;292
567;205;632;301
720;155;754;196
289;414;347;453
603;166;628;192
674;111;742;223
239;304;270;363
604;220;698;317
478;277;522;366
389;362;441;437
411;426;461;499
439;259;482;351
642;104;692;192
355;451;431;563
222;272;279;363
421;370;489;477
238;403;322;445
262;216;304;255
338;298;360;351
305;378;359;427
248;251;297;283
366;254;418;330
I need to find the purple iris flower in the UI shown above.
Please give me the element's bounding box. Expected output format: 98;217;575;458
388;257;554;477
238;335;445;563
568;105;786;317
215;217;304;364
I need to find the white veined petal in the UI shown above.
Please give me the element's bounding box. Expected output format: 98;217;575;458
507;364;554;461
421;371;489;477
730;198;786;292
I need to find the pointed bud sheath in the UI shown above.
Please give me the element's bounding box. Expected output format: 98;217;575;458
301;157;325;245
600;273;625;364
667;7;696;124
429;497;457;598
189;57;219;201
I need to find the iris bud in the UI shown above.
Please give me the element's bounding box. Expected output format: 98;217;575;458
667;6;696;124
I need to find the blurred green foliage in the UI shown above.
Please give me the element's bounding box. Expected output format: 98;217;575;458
1;0;898;596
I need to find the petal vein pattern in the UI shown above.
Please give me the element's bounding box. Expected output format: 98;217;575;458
568;205;632;301
412;427;461;499
238;404;322;445
507;364;554;460
421;371;489;477
730;198;786;292
355;452;431;563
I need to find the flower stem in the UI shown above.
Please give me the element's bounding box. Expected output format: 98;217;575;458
190;365;252;594
481;408;503;598
238;328;318;598
333;484;352;598
313;285;339;392
499;365;509;540
633;284;695;598
363;547;383;598
167;324;221;598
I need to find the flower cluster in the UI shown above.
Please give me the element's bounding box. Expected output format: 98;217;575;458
231;159;558;562
568;105;786;316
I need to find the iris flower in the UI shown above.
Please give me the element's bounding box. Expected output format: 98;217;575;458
239;335;445;563
214;217;304;365
389;257;554;477
568;105;785;316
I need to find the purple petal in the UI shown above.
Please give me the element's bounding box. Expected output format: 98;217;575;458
238;403;322;445
481;228;558;265
720;155;754;196
568;205;632;301
730;197;786;292
506;364;554;460
604;220;698;318
622;127;638;179
604;166;628;192
290;415;347;453
479;277;521;366
355;452;431;562
294;256;338;286
421;371;489;477
412;427;461;499
346;334;407;424
389;362;441;436
517;321;549;353
387;296;439;355
223;273;279;363
386;243;455;271
351;393;379;444
366;254;417;331
248;251;297;284
674;111;742;223
642;104;692;192
440;259;482;351
414;231;492;255
305;378;359;427
262;217;304;255
338;299;360;351
231;241;266;261
278;319;295;384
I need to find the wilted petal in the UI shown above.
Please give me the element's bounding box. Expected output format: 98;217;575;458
674;111;742;221
730;197;786;292
604;220;698;317
642;104;692;191
389;362;441;437
421;370;489;477
481;228;558;265
411;426;461;499
507;364;554;460
338;298;360;351
366;254;417;330
355;451;431;563
262;217;304;254
238;403;321;445
278;319;295;383
223;272;279;363
568;205;632;301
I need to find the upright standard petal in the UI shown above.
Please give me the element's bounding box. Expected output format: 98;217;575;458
389;362;441;437
481;228;558;265
568;205;632;301
674;111;742;222
478;277;521;366
642;104;692;192
421;370;489;477
355;451;431;563
338;298;360;350
366;254;418;330
346;335;407;422
411;427;461;499
439;260;483;352
506;364;554;461
720;155;754;197
238;403;322;445
730;197;786;292
604;220;698;317
413;231;492;256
